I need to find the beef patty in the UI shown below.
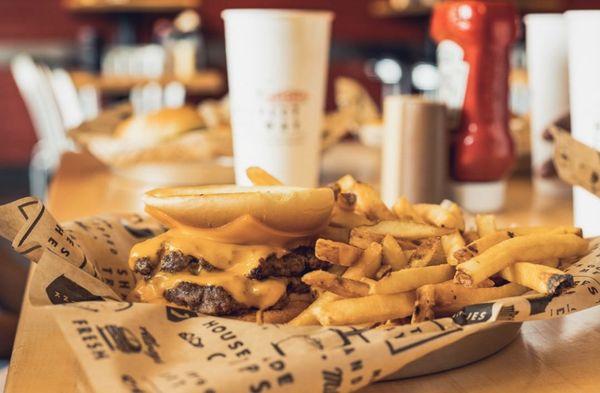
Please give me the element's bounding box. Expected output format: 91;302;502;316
247;246;330;279
134;246;324;315
163;279;305;315
134;246;329;280
164;282;250;315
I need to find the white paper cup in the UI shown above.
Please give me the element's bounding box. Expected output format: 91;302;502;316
222;9;333;186
524;14;570;197
565;11;600;236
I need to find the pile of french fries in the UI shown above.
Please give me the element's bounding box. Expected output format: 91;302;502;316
246;168;589;327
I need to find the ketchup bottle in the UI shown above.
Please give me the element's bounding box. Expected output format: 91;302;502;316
431;0;519;212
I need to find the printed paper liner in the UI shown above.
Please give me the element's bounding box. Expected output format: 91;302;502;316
1;197;599;392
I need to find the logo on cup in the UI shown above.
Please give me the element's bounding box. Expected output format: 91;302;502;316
269;90;308;103
257;89;309;144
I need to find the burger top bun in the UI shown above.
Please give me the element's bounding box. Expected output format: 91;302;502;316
143;185;335;234
114;106;203;146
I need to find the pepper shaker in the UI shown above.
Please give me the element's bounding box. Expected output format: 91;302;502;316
381;95;448;206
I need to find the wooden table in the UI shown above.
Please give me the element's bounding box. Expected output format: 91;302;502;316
6;152;599;392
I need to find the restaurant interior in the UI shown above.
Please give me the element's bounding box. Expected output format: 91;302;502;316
1;0;600;392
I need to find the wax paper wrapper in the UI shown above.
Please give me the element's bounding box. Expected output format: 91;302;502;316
552;127;600;198
1;197;600;393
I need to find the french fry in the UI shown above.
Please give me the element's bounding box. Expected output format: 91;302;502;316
319;226;350;243
348;230;381;249
302;270;369;298
499;262;573;295
392;197;424;223
455;234;588;287
246;167;283;186
462;230;480;244
397;239;419;250
330;207;374;229
336;174;357;192
348;229;428;250
540;258;560;268
315;238;363;266
360;277;377;287
435;283;529;314
377;319;409;328
441;200;466;231
350;220;452;248
382;234;409;270
508;226;583;237
477;279;496;288
411;286;436;322
331;175;394;221
315;292;416;326
287;292;338;326
441;231;466;266
344;242;382;280
369;264;455;294
328;265;347;276
289;242;382;326
412;281;529;322
409;237;444;268
453;231;514;263
336;192;357;211
475;214;497;237
415;201;465;230
375;264;392;280
352;181;396;221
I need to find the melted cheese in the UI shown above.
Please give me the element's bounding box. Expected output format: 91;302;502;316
129;229;296;310
131;271;286;310
128;228;288;272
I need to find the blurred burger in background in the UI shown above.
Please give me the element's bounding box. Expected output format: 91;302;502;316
92;105;231;166
72;99;233;185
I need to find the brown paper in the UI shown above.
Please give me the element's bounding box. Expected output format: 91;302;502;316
2;197;600;392
552;127;600;198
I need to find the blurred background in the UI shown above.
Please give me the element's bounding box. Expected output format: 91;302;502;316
0;0;598;203
0;0;600;376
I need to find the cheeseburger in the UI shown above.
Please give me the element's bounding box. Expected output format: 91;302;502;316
128;185;334;322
